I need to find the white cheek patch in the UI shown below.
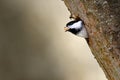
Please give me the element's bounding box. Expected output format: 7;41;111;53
68;21;82;29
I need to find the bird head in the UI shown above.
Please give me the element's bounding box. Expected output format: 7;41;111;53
64;20;83;35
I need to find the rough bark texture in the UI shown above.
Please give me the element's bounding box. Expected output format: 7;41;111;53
63;0;120;80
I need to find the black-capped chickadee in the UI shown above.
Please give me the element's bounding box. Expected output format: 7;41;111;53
64;19;88;38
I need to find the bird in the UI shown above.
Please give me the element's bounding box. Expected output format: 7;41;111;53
64;19;88;38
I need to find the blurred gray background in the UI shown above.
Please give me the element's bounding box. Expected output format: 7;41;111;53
0;0;107;80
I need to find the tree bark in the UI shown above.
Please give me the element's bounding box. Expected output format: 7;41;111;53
63;0;120;80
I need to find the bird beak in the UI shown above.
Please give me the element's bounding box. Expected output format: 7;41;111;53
64;27;70;32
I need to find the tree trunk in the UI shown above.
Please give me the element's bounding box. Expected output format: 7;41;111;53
63;0;120;80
